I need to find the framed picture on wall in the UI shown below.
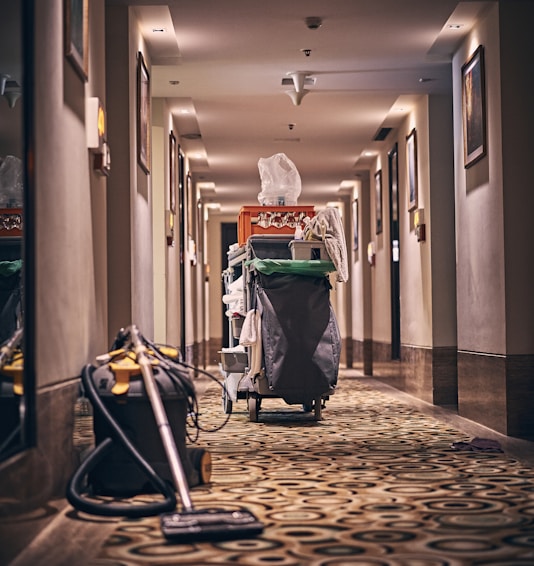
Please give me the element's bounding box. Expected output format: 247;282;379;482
178;146;185;227
169;131;177;214
375;170;383;234
187;172;194;238
352;198;359;251
389;144;399;223
64;0;88;81
137;51;151;174
406;128;418;212
462;45;487;168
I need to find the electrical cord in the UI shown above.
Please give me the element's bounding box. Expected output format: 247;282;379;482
144;337;232;436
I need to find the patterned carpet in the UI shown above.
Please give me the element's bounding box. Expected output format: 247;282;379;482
73;370;534;566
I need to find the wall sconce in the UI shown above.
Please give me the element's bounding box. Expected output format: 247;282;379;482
86;97;111;176
93;141;111;177
166;210;175;246
367;241;376;266
414;208;426;242
86;98;106;150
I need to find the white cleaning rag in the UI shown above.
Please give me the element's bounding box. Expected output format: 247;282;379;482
239;309;262;379
304;207;348;283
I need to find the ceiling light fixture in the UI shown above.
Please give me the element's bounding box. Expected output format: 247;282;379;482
305;16;323;30
1;78;21;108
285;71;313;106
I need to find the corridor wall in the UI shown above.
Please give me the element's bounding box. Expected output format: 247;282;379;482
453;2;534;438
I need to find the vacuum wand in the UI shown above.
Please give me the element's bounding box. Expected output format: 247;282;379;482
129;325;194;512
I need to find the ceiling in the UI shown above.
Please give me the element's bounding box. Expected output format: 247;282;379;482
118;0;488;213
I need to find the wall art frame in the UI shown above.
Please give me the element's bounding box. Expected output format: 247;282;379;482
352;198;359;251
375;169;383;234
186;172;194;238
137;51;151;174
462;45;487;168
406;128;418;212
169;130;177;214
64;0;88;81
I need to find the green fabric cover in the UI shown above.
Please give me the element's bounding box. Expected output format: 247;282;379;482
0;260;22;277
247;258;335;277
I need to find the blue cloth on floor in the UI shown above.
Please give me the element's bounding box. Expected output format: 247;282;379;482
450;437;503;452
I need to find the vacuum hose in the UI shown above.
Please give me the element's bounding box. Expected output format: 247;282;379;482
66;364;177;517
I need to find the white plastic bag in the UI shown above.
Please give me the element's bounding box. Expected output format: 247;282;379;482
257;153;301;206
0;156;23;207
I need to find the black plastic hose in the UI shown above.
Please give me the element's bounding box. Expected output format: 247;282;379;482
66;364;177;518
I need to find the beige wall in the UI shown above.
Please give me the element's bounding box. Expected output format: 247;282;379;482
151;98;182;347
151;118;167;343
353;90;456;354
106;6;156;342
398;99;432;348
498;1;534;354
351;175;372;344
428;94;456;348
34;0;108;385
453;4;506;355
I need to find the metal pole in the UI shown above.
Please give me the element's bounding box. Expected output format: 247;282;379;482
129;325;194;512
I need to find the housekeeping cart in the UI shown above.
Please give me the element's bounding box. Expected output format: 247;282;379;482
220;233;341;422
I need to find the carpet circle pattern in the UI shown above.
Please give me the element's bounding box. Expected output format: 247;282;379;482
83;374;534;565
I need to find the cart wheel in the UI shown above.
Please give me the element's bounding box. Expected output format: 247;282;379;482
248;396;259;422
222;389;233;414
314;396;323;421
302;402;313;413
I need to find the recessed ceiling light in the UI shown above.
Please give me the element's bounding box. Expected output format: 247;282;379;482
179;108;190;114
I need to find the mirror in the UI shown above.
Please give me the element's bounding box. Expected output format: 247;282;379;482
0;0;32;462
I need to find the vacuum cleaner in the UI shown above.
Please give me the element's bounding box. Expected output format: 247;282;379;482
67;325;264;542
0;327;24;457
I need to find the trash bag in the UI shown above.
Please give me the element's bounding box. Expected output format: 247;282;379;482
257;153;301;206
255;271;340;403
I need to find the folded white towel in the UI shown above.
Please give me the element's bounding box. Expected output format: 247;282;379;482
239;309;257;346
